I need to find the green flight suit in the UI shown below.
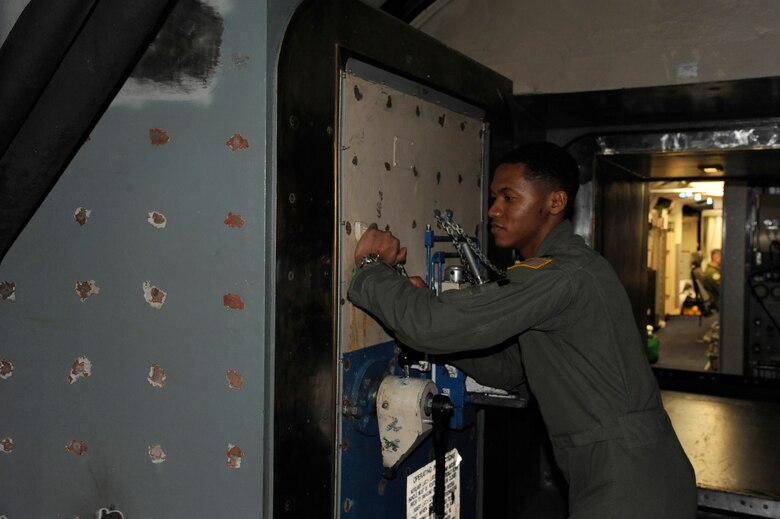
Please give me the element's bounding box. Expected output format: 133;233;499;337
349;220;697;518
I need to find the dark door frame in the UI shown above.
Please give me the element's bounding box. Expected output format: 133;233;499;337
560;125;780;400
274;1;514;515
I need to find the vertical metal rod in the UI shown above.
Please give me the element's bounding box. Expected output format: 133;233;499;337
459;242;486;284
431;394;454;518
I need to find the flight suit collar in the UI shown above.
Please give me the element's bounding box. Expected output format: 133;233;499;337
535;219;573;258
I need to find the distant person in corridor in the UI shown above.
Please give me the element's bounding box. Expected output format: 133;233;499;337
703;249;722;311
348;142;697;518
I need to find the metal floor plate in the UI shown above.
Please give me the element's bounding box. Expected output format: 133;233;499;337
663;390;780;517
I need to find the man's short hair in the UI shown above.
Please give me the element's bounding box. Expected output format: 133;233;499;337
711;249;721;260
498;142;580;218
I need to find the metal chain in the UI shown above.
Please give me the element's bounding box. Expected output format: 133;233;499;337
433;211;474;281
433;210;506;279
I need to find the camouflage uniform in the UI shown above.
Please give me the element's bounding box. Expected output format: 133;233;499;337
702;264;721;310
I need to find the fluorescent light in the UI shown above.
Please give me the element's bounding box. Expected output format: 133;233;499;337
698;164;724;174
688;181;724;196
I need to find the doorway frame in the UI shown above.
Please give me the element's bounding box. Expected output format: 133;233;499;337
566;124;780;390
275;0;514;515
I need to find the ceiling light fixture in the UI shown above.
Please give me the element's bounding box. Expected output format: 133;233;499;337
698;164;724;174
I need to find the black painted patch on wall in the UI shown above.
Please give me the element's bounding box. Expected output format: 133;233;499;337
130;0;223;91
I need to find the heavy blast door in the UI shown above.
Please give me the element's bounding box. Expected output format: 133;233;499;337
337;60;486;518
275;1;513;516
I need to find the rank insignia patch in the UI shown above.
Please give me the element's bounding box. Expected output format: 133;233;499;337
508;257;553;270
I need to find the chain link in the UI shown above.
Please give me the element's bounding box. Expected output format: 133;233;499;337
433;210;506;280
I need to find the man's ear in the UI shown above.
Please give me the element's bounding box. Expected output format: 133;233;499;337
548;190;568;216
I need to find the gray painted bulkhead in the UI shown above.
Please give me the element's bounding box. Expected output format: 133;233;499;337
0;0;301;516
1;0;512;516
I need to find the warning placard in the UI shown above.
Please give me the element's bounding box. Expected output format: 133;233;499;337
406;449;461;519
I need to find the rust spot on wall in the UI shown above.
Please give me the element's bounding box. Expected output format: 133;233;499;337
67;356;92;384
0;359;13;379
148;444;167;464
436;171;442;185
384;162;391;171
226;369;243;389
143;282;167;309
74;207;91;226
74;280;100;302
97;508;125;519
352;155;358;166
438;114;446;127
458;174;463;184
224;212;245;228
353;85;363;101
65;439;88;456
148;211;167;228
0;281;14;301
376;191;383;218
226;133;249;151
226;444;242;468
149;128;171;145
231;53;250;69
147;363;167;388
345;221;352;235
386;95;392;108
1;437;14;453
223;293;245;310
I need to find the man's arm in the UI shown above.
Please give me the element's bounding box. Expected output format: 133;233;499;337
446;341;526;391
348;262;571;355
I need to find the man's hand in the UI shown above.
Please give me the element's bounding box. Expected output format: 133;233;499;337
354;224;407;267
407;276;427;288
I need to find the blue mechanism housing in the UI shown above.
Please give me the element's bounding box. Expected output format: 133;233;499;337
340;341;477;518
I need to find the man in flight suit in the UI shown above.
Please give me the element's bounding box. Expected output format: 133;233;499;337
348;142;697;518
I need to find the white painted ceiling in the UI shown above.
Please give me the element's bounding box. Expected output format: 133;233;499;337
410;0;780;94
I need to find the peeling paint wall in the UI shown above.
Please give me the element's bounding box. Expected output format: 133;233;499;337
415;0;780;94
0;0;284;516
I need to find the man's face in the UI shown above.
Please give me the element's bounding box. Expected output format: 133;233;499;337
712;250;722;267
488;163;553;257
